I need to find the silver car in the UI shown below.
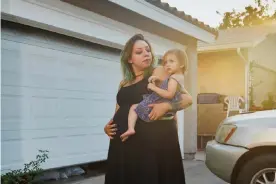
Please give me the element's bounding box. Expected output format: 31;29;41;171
205;110;276;184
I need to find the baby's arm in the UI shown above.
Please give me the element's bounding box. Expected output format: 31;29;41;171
148;77;178;99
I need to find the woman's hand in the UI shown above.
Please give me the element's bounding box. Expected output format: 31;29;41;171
104;119;117;139
147;93;193;121
148;102;171;121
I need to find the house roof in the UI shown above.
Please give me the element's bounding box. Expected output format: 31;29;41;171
198;22;276;52
145;0;218;36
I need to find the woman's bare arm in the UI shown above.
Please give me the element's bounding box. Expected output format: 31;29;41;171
169;74;193;111
170;93;193;111
148;93;193;120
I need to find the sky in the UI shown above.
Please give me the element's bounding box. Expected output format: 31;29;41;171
161;0;276;28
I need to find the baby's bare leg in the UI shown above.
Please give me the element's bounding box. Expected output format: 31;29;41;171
128;104;138;131
120;104;138;142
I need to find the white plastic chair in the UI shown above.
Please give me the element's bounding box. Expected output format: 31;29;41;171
224;96;245;117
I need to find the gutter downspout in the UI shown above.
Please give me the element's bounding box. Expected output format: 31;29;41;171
237;48;250;112
237;48;247;63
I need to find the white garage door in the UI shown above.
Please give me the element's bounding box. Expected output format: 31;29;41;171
1;21;121;172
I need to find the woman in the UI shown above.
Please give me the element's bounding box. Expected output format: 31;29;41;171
104;34;192;184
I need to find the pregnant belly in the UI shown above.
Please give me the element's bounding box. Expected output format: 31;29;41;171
113;106;130;134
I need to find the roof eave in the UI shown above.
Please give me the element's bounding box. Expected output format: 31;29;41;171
108;0;217;43
198;42;255;53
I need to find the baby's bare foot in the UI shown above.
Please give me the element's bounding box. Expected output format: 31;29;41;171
120;129;136;142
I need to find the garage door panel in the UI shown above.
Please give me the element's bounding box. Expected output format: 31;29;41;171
2;34;121;63
1;49;23;72
2;139;66;169
2;85;116;125
2;81;118;99
2;42;121;91
2;94;29;120
1;73;120;92
1;127;107;142
2;116;107;131
61;134;108;152
2;86;117;111
1;136;108;158
31;96;59;118
1;134;109;171
59;98;91;118
1;151;108;172
1;22;121;172
2;66;120;94
2;71;23;86
2;47;59;78
90;101;115;117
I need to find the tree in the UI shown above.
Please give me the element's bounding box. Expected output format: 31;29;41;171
217;0;276;29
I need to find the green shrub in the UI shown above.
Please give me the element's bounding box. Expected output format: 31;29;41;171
1;150;49;184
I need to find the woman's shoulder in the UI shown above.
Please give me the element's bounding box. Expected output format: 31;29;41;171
119;80;128;89
118;77;148;89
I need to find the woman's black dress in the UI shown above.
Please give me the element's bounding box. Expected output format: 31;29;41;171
105;77;186;184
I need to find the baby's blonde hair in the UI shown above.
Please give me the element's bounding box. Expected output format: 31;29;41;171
162;49;189;74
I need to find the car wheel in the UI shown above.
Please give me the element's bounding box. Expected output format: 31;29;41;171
235;153;276;184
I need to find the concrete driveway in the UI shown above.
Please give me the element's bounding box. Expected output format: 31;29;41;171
45;152;228;184
184;160;228;184
53;161;227;184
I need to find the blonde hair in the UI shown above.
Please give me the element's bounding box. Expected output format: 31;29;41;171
162;49;189;74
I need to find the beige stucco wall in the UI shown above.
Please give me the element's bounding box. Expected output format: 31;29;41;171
250;35;276;106
251;67;276;106
198;50;245;97
251;34;276;72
